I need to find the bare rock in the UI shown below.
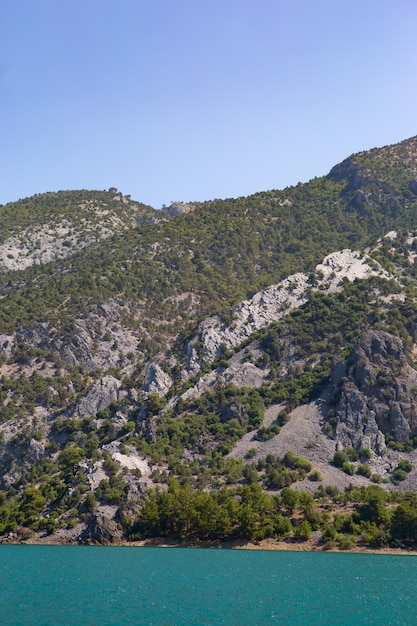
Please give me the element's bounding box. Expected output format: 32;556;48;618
222;362;268;388
332;330;417;454
0;334;14;359
27;438;46;464
143;415;157;444
73;376;124;418
79;512;122;545
331;357;346;386
162;202;196;218
143;364;172;396
58;328;96;369
335;384;385;455
221;402;246;426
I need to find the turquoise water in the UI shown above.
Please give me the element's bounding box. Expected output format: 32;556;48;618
0;546;416;625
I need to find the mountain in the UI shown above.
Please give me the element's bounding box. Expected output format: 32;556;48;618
1;136;417;547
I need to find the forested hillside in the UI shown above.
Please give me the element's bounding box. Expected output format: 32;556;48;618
1;136;417;549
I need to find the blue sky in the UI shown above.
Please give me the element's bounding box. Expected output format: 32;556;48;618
1;0;416;209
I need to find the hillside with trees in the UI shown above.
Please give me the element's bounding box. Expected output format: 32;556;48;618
1;136;417;548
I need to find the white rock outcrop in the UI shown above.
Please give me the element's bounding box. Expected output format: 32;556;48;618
73;376;124;418
143;363;172;396
182;249;388;380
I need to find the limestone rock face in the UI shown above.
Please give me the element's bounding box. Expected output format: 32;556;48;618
183;273;309;378
162;202;195;217
73;376;123;418
221;402;246;426
335;384;386;455
61;328;96;369
331;357;347;386
0;334;14;359
143;415;157;444
315;249;383;288
79;512;122;544
13;299;141;373
143;364;172;396
222;362;267;389
333;330;417;454
181;249;386;381
27;438;46;464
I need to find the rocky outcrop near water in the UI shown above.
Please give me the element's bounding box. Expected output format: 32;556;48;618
78;511;122;545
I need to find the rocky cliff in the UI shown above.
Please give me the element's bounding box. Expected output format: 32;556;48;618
333;330;417;453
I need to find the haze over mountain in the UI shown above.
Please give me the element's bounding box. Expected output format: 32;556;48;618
1;136;417;547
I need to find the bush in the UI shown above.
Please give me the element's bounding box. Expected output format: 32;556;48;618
357;464;372;478
391;468;407;483
253;425;280;441
343;446;358;461
371;473;383;483
337;534;355;550
333;450;348;467
277;411;290;426
325;484;339;498
397;459;412;473
342;462;355;476
283;450;311;472
360;447;372;460
309;470;322;482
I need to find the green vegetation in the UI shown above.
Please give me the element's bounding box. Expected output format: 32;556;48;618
1;137;417;341
129;480;417;549
1;136;417;543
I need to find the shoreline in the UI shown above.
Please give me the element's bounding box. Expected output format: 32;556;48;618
10;534;417;555
127;537;417;556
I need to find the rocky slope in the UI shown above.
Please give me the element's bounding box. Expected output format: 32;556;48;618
1;137;417;543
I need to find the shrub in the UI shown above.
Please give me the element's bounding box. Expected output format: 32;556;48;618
342;462;355;476
283;450;311;472
253;425;280;441
391;468;407;483
397;459;412;473
337;534;355;550
333;450;348;467
360;447;372;460
371;473;383;483
357;464;372;478
309;470;322;482
277;411;290;426
325;484;339;498
343;446;358;461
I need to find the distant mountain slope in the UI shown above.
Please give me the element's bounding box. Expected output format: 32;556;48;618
1;137;416;338
0;192;157;272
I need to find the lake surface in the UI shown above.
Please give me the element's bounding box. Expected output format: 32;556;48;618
0;546;416;625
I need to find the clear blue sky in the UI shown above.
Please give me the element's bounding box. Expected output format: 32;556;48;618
1;0;416;209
